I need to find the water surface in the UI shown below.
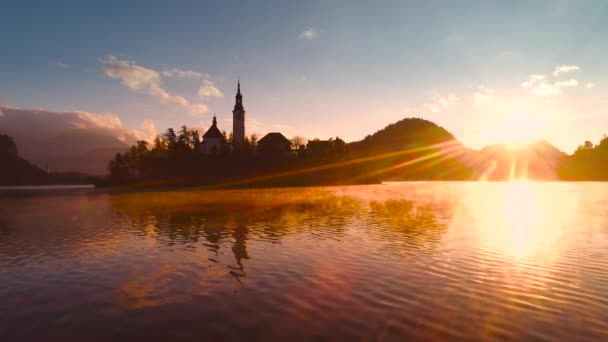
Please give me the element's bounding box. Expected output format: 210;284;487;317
1;182;607;340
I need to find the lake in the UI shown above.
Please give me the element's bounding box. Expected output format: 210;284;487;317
1;182;607;340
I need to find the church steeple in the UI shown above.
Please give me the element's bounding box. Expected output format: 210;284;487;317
232;81;246;149
234;80;243;111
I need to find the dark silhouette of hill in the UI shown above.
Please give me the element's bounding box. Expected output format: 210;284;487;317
0;134;96;186
348;118;474;180
0;153;50;186
0;134;49;185
350;118;460;155
23;129;129;175
0;107;133;175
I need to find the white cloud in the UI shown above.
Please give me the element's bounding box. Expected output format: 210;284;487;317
0;106;161;173
50;61;69;69
553;65;580;76
162;68;209;79
425;94;456;113
474;86;495;106
554;79;579;88
299;28;318;40
425;103;440;113
521;74;545;87
101;55;189;107
585;82;596;89
139;120;158;142
197;80;224;98
101;55;214;115
531;82;562;96
529;79;578;96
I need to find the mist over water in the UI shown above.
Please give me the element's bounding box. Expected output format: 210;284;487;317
1;183;607;340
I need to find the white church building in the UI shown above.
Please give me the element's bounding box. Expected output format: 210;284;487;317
200;82;246;154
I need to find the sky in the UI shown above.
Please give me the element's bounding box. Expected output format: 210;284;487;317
1;0;607;153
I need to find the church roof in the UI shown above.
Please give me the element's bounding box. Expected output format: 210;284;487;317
258;132;290;146
203;116;224;139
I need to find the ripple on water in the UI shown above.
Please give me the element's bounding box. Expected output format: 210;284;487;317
1;183;608;340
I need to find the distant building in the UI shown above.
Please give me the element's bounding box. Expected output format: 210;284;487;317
232;81;246;151
258;132;291;157
306;140;332;158
201;116;224;155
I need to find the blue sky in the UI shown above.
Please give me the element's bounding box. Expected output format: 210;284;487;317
1;0;607;152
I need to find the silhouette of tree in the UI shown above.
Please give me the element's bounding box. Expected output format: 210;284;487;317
291;135;306;149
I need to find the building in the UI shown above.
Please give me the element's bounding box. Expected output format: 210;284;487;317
306;140;332;158
258;132;291;157
232;81;246;151
201;116;224;155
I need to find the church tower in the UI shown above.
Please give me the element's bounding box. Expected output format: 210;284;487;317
232;81;245;150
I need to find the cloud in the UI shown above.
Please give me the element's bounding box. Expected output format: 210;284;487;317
529;79;579;96
299;28;318;40
530;82;562;96
521;74;545;87
50;61;69;69
553;65;580;76
101;55;189;107
585;82;595;89
554;79;579;88
162;68;209;79
425;103;440;113
197;80;224;98
521;69;581;96
474;86;495;106
0;106;157;173
425;94;456;113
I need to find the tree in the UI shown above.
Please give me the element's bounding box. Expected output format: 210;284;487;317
177;125;192;152
190;130;201;151
152;136;166;152
164;128;177;152
291;135;306;149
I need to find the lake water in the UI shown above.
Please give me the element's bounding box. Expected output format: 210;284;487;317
1;182;607;340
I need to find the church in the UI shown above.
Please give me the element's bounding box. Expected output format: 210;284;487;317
200;81;291;156
200;81;246;154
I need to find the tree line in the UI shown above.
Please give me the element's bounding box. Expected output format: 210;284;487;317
106;126;353;186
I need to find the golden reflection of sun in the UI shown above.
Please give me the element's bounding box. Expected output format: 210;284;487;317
471;182;570;259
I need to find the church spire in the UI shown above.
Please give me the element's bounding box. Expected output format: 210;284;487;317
234;80;243;110
212;115;217;127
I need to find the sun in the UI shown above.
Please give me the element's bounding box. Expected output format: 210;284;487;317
478;103;547;149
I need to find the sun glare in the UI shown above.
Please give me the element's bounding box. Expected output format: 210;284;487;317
470;182;570;259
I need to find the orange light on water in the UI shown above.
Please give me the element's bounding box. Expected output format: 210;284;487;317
469;182;570;259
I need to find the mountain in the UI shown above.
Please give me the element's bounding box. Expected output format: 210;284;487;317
18;129;129;175
0;107;132;175
0;153;51;186
349;118;474;180
346;118;567;181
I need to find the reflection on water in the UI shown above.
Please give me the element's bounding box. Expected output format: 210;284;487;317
1;183;608;340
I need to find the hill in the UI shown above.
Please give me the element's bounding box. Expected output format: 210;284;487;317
0;153;50;186
0;107;132;175
348;118;474;180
